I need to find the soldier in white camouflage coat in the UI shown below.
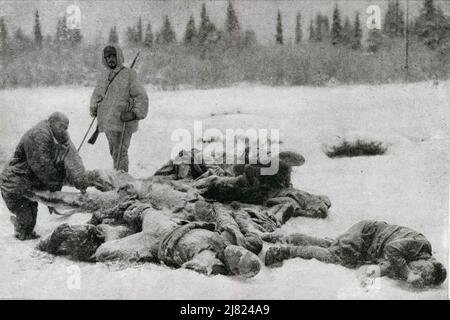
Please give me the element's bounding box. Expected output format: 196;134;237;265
90;45;149;172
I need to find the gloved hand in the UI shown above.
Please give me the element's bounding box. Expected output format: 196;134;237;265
120;111;136;122
90;108;97;118
74;176;89;194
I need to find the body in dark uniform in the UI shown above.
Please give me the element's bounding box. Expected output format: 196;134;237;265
264;220;447;288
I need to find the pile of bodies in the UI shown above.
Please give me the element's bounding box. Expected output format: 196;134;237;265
33;149;330;278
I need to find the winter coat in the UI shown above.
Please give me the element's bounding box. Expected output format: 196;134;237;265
90;45;149;133
331;220;432;269
158;221;224;267
201;162;292;204
0;120;85;194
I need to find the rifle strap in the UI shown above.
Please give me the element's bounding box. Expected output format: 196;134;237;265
93;66;124;125
104;66;125;97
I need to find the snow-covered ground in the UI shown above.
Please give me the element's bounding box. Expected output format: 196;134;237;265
0;81;448;299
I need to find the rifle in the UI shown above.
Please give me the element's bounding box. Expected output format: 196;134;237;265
86;51;141;146
86;119;99;144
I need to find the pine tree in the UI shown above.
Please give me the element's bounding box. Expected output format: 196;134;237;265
55;16;70;45
13;27;30;51
56;14;81;46
384;0;405;37
13;27;24;43
342;16;352;45
61;17;69;44
295;11;302;44
108;26;119;44
321;15;330;38
126;26;137;44
184;16;197;45
394;0;405;36
424;0;436;19
198;3;217;46
159;15;176;45
314;14;323;41
198;3;210;45
275;10;283;45
352;11;362;50
13;27;24;40
55;18;62;43
68;28;82;45
384;1;396;36
331;5;342;45
144;23;153;47
225;0;240;41
34;10;43;47
366;29;383;53
243;29;257;47
415;0;449;49
0;17;9;54
309;19;315;41
137;17;143;43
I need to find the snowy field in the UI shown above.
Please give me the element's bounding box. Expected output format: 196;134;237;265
0;81;448;299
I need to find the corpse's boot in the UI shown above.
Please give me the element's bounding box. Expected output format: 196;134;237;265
264;245;291;267
265;245;340;266
269;203;295;225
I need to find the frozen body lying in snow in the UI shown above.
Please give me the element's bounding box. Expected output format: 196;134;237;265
263;220;447;288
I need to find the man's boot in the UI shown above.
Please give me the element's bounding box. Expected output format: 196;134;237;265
24;231;41;240
10;216;26;240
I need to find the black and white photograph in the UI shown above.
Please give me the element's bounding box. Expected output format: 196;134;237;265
0;0;448;301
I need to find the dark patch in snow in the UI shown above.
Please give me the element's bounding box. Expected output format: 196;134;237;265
209;110;243;117
324;139;388;158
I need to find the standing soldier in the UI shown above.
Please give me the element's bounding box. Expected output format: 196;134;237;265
90;45;149;172
0;112;88;240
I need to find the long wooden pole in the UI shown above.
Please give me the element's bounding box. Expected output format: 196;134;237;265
77;117;96;152
116;51;140;171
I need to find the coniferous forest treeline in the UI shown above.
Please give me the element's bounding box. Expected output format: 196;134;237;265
0;0;449;89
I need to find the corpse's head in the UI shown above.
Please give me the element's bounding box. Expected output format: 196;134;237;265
408;258;447;287
48;112;69;144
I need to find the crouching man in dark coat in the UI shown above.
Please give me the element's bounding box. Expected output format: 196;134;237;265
0;112;88;240
263;220;447;288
